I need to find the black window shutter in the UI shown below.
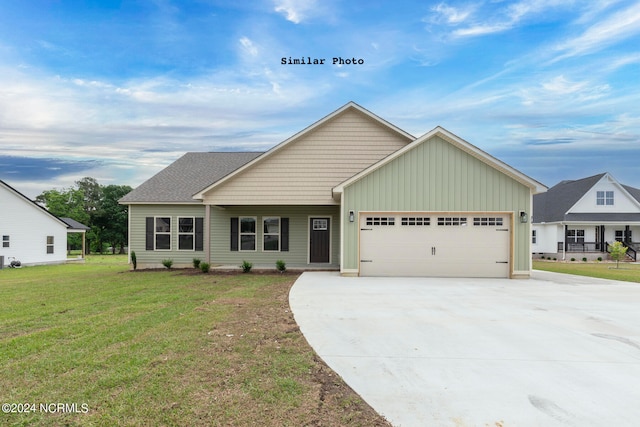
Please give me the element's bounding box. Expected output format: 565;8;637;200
145;217;154;250
230;217;239;251
281;218;289;252
195;218;204;251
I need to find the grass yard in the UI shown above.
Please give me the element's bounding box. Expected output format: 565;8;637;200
533;260;640;283
0;256;389;426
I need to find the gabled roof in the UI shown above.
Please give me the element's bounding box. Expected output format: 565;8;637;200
333;126;547;195
192;102;415;199
119;152;262;204
0;179;70;228
533;173;640;223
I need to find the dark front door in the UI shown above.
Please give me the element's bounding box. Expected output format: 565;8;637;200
309;217;330;263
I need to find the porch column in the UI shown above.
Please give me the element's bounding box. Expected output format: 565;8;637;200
600;225;605;252
563;224;567;260
205;204;211;264
81;231;86;259
625;225;631;244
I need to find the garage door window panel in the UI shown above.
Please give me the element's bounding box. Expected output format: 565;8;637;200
473;217;503;226
437;217;467;226
366;217;395;226
401;217;430;226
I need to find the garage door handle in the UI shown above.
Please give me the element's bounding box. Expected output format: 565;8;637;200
361;228;372;231
496;261;508;263
360;260;373;263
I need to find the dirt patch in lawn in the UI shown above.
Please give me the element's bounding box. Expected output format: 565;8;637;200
185;274;391;426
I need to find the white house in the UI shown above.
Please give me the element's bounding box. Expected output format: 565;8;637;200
0;180;69;267
532;173;640;261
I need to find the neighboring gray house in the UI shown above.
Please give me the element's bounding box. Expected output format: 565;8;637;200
120;102;546;278
532;173;640;261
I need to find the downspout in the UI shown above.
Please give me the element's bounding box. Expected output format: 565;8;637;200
205;204;211;265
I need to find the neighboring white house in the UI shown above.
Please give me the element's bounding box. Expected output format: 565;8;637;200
532;173;640;261
0;180;69;267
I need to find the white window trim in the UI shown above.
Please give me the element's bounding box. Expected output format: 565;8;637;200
2;235;9;248
177;216;195;251
263;216;281;252
155;216;172;251
239;216;257;252
46;236;55;254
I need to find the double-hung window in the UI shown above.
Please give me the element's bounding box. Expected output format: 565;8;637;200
263;217;280;251
46;236;54;254
597;191;614;205
155;217;171;250
178;217;195;250
567;229;585;243
2;235;9;248
240;217;256;251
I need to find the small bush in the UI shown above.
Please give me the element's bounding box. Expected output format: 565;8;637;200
131;251;137;270
582;257;587;262
553;257;557;261
162;259;173;269
200;262;210;273
597;257;603;262
276;260;286;273
193;258;201;269
241;260;253;273
570;258;576;262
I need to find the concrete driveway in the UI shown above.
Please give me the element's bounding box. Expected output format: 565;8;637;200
289;271;640;427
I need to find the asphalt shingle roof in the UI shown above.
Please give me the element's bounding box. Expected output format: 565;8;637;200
119;152;262;203
533;173;640;223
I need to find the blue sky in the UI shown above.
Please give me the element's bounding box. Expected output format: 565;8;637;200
1;0;639;198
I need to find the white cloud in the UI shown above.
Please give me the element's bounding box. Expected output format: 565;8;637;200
552;2;640;61
239;36;258;57
431;3;474;24
273;0;317;24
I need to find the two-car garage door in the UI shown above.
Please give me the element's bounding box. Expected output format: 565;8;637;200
359;213;511;278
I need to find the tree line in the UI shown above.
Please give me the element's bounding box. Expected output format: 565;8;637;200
36;177;132;254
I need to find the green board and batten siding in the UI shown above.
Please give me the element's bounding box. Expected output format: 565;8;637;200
130;204;340;268
341;135;532;274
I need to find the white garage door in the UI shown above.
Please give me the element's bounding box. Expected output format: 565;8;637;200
359;213;510;278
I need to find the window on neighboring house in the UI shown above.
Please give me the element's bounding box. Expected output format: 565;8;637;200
240;217;256;251
597;191;614;205
567;229;585;243
2;235;9;248
178;217;194;250
46;236;54;254
532;230;537;244
155;217;171;250
263;217;280;251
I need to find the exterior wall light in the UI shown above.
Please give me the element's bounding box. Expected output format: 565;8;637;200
519;211;528;223
349;210;355;222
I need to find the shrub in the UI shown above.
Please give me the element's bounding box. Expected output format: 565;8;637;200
162;259;173;269
193;258;201;269
241;260;253;273
570;258;576;262
276;260;286;273
552;257;557;261
200;262;210;273
131;251;137;270
582;257;587;262
597;257;603;262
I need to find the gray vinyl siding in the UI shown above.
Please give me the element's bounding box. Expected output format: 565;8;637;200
342;136;532;273
129;204;206;268
210;205;340;267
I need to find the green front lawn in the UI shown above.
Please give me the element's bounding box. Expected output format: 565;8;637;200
0;257;388;426
533;260;640;283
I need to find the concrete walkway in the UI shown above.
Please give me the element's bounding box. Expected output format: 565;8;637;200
289;271;640;427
